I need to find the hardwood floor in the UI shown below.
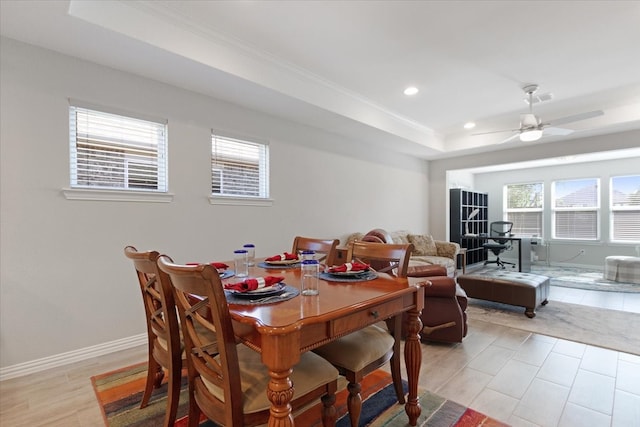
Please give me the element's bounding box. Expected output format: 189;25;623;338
1;284;639;427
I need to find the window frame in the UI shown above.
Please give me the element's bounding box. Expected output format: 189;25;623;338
504;182;544;238
609;174;640;243
209;131;272;207
64;102;172;203
551;177;600;241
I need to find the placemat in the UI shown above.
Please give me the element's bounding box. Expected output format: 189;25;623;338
219;269;235;279
257;261;301;269
319;271;378;282
224;285;300;305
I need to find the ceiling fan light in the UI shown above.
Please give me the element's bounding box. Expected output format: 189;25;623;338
519;129;543;142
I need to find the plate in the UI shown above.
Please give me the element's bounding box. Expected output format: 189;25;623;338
326;269;370;277
264;258;300;265
232;283;286;299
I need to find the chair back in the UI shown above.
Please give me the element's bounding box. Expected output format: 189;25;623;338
490;221;513;245
347;241;413;277
292;236;339;266
157;257;243;423
124;246;181;368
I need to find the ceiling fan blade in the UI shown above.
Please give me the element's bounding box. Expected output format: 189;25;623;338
472;129;517;136
548;110;604;126
543;127;574;136
500;133;521;144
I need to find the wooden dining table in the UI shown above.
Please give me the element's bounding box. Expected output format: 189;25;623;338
223;261;427;427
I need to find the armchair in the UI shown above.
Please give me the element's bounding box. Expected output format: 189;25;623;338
404;265;468;343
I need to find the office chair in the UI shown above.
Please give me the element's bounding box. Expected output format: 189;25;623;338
483;221;516;269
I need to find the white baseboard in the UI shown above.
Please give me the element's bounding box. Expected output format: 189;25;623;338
0;333;147;381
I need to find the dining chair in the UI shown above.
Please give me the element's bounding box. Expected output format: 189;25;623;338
313;240;413;427
124;246;183;427
156;256;339;427
291;236;340;267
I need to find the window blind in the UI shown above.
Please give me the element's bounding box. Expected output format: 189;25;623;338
211;134;269;198
552;178;599;240
611;175;640;242
69;106;167;191
505;183;543;237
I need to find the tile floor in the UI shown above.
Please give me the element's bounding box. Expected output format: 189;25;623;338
1;285;639;426
408;285;640;427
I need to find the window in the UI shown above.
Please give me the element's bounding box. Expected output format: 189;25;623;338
505;182;543;237
69;106;167;192
552;178;599;240
211;133;269;199
610;175;640;242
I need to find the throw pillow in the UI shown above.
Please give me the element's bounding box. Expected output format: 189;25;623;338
408;234;438;256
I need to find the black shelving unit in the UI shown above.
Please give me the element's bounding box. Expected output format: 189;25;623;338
450;188;489;268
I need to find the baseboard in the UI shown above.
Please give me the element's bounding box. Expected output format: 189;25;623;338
0;333;147;381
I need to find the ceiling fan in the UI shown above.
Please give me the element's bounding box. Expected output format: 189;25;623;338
474;84;604;143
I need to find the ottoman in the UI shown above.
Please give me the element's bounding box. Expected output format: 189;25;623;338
458;270;550;318
604;256;640;284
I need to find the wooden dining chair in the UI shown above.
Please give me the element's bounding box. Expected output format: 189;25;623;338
124;246;183;427
313;241;413;427
291;236;339;266
156;256;339;427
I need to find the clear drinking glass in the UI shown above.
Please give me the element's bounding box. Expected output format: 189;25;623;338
234;249;249;278
301;259;320;296
243;244;255;266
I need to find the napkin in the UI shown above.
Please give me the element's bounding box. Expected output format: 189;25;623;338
187;262;229;270
328;262;370;273
224;276;285;292
265;252;299;261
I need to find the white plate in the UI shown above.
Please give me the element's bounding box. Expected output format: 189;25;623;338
264;258;300;265
232;283;286;299
327;269;370;276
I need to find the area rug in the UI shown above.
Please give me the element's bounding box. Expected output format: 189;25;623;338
92;363;503;426
530;264;640;293
466;299;640;356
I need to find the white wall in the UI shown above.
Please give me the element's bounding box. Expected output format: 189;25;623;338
0;38;429;369
472;157;640;266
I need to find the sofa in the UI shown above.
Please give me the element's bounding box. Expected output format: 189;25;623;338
345;229;460;277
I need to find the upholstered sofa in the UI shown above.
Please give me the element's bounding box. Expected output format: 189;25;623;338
344;229;460;277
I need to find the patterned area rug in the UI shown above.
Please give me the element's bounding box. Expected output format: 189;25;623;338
531;264;639;293
91;363;504;426
471;264;639;292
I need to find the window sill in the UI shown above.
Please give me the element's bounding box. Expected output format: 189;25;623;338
62;188;174;203
209;196;273;207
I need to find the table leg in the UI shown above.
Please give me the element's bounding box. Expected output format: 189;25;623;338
262;334;299;427
266;368;294;427
404;306;423;426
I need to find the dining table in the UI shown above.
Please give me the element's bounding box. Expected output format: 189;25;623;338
221;259;427;427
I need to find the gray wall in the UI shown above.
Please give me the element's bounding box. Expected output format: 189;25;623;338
0;38;429;369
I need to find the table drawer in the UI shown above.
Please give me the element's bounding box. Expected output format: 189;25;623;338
331;299;404;336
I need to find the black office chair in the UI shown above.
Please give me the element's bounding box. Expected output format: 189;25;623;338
483;221;516;269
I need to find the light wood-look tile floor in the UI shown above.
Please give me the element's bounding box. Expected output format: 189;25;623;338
1;285;639;427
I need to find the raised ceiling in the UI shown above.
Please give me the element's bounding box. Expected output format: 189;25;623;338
1;0;639;159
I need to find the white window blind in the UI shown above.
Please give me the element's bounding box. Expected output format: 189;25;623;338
505;183;543;237
611;175;640;242
552;178;599;240
69;106;167;192
211;133;269;198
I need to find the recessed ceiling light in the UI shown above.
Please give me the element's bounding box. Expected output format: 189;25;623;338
403;86;419;96
464;122;476;129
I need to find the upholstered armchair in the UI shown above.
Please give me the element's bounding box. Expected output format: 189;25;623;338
405;265;468;344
